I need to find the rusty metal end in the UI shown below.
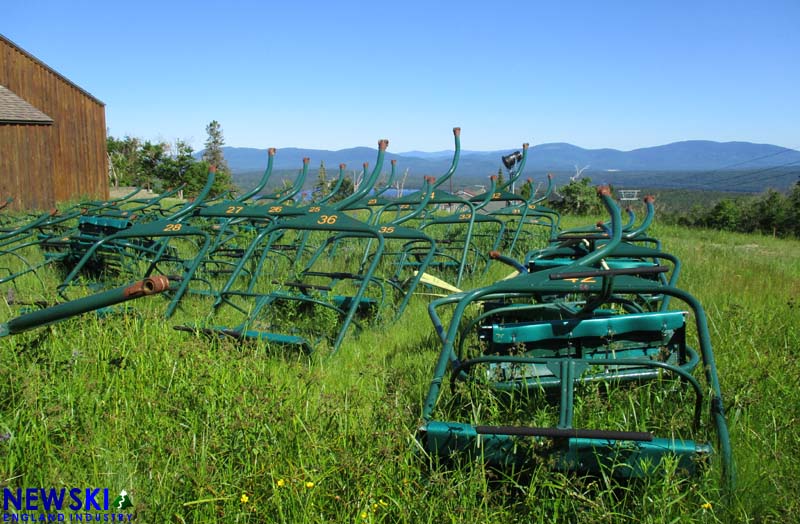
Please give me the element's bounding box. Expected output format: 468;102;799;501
303;157;310;165
644;195;656;203
490;175;498;181
547;173;553;179
453;127;461;136
123;281;145;299
625;206;633;212
144;275;170;293
268;147;276;155
363;162;369;169
597;185;612;197
378;139;389;151
123;276;170;299
489;250;501;260
339;163;346;170
527;177;532;183
391;159;397;165
596;221;605;227
50;208;58;216
523;143;529;149
209;165;217;174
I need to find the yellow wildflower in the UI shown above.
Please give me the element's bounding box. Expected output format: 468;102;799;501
701;502;712;510
379;499;388;507
361;512;368;520
240;494;249;504
305;481;315;489
276;479;286;488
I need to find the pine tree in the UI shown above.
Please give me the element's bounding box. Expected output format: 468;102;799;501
496;168;505;191
202;120;230;174
519;179;533;201
314;161;329;201
201;120;234;197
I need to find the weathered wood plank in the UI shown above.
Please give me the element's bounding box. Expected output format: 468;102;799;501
1;35;108;211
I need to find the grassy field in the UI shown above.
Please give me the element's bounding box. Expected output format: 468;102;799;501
1;220;798;523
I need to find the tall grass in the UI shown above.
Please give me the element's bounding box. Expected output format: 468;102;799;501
0;221;798;522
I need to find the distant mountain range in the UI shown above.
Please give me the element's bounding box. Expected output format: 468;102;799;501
199;140;800;192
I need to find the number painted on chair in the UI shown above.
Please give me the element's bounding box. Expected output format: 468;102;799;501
317;214;338;225
564;277;597;283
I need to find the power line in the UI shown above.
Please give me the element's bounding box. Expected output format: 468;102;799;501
678;159;800;189
664;146;800;187
722;169;800;191
702;147;798;170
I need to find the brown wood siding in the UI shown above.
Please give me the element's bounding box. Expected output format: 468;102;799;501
0;124;53;209
1;37;108;211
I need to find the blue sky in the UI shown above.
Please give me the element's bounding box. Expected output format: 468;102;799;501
4;0;799;153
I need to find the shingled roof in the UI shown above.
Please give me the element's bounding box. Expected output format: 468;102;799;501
0;85;53;124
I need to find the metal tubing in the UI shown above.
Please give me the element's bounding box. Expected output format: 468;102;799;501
475;425;653;442
1;276;169;336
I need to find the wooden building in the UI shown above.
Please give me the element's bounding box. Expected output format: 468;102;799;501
0;34;107;211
